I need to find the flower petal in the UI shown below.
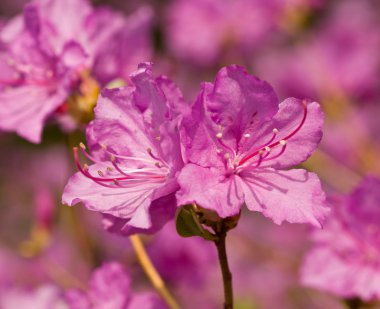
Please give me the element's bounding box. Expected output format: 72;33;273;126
202;65;278;142
177;163;243;218
243;98;323;169
240;168;329;227
301;247;380;301
102;193;177;235
62;164;156;220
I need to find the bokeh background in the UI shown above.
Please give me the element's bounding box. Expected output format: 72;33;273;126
0;0;379;308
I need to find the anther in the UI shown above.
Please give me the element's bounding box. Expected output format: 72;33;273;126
79;142;86;149
100;144;107;150
273;128;279;133
280;140;286;146
98;170;104;177
83;164;89;171
155;136;161;141
264;146;271;152
106;167;113;172
244;133;251;138
224;153;230;159
110;155;116;161
155;162;162;168
216;132;223;139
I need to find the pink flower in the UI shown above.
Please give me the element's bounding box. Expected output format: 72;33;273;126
62;63;185;235
301;176;380;301
66;262;166;309
177;65;329;227
0;0;152;143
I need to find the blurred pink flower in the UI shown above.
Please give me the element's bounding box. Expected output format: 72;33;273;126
0;0;153;143
66;262;166;309
255;0;380;103
177;65;329;226
301;176;380;301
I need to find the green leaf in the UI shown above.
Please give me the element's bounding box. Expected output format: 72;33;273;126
175;205;217;241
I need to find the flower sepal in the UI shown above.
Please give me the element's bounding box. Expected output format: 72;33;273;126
175;204;240;241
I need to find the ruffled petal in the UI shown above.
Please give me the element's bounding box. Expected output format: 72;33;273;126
242;98;323;169
240;168;329;227
202;65;279;143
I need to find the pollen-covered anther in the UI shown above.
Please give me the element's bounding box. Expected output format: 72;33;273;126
110;155;116;161
83;163;89;171
224;153;230;159
79;142;86;149
98;170;104;177
216;132;223;139
106;167;113;172
273;128;279;133
280;140;287;146
264;146;271;152
155;162;162;168
244;133;251;138
155;136;161;141
100;143;107;150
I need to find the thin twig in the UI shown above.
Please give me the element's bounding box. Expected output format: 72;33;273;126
129;235;180;309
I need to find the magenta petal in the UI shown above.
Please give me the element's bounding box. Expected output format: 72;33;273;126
301;247;380;301
103;193;177;236
62;165;155;221
245;98;324;169
202;65;278;141
177;164;243;218
0;85;67;143
87;262;130;308
240;168;329;227
60;41;87;68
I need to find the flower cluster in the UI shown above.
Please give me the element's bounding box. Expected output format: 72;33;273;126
63;63;328;234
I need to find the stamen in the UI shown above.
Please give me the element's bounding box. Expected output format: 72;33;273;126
238;101;307;166
146;148;161;161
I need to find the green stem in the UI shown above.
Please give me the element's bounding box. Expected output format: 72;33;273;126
214;227;233;309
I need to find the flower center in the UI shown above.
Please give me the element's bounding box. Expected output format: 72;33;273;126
215;100;308;175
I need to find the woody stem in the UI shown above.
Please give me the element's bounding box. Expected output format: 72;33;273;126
214;224;233;309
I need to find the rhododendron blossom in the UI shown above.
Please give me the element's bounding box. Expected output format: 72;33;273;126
177;65;329;227
63;63;185;235
301;176;380;301
0;0;152;143
66;262;167;309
